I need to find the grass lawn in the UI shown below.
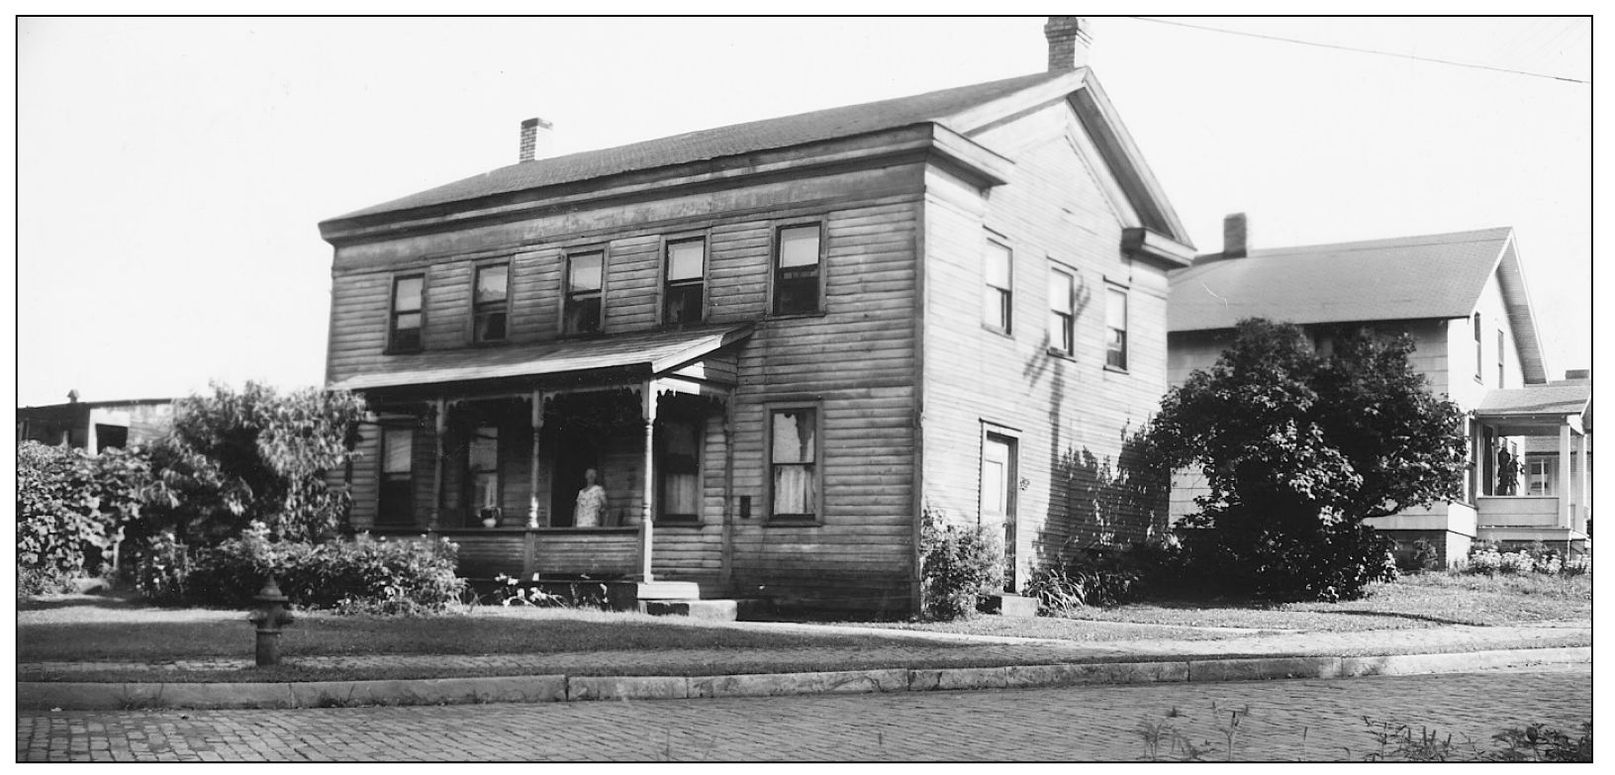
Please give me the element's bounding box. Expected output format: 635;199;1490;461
852;572;1593;638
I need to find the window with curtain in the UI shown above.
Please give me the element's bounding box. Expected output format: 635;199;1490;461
470;426;499;519
565;251;604;334
378;426;414;524
658;419;701;521
769;407;818;520
773;225;822;315
473;264;509;342
389;275;424;352
663;238;706;325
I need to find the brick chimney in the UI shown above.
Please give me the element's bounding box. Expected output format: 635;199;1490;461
67;388;79;404
1565;368;1590;380
1223;213;1249;259
1045;17;1093;71
518;117;553;162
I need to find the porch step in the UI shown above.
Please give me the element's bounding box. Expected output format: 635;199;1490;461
980;593;1039;618
640;598;773;621
634;581;702;600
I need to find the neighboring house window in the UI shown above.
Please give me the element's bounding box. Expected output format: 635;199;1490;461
657;418;702;522
984;241;1012;334
1473;313;1483;381
470;425;499;521
473;264;509;343
378;426;414;525
389;275;425;352
564;250;605;334
773;224;822;315
1047;266;1074;355
1106;285;1129;370
768;406;819;520
663;238;706;325
1497;330;1505;386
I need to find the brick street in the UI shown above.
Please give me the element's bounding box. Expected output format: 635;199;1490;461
15;665;1590;761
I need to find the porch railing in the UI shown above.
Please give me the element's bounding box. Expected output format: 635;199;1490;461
434;526;643;581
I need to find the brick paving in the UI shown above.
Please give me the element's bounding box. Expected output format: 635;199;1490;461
16;620;1590;679
15;665;1591;761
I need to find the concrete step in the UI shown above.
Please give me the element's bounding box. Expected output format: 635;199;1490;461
641;598;774;621
634;580;702;600
980;593;1039;618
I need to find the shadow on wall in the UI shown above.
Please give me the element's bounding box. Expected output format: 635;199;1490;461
1038;432;1170;571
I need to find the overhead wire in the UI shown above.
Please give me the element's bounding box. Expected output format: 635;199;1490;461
1129;17;1589;85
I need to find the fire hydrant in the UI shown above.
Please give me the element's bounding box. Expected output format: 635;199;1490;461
247;576;294;667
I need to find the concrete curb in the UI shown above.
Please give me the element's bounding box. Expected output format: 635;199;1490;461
17;646;1590;711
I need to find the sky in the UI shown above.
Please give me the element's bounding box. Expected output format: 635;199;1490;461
12;14;1595;407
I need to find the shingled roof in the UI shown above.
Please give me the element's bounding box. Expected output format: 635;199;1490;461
1169;226;1516;332
332;71;1066;222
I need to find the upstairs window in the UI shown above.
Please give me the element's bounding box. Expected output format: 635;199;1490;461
564;250;605;334
389;275;424;352
768;406;820;521
773;224;822;315
473;264;509;343
1473;313;1483;381
984;241;1012;334
663;238;706;325
1497;330;1505;386
1047;266;1074;355
1106;286;1129;371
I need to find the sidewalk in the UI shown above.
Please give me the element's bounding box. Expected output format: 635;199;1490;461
16;619;1591;710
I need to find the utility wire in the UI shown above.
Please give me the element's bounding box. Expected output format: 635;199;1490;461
1131;17;1589;85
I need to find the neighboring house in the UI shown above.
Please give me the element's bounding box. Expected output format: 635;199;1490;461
16;392;175;452
316;18;1195;615
1166;217;1590;564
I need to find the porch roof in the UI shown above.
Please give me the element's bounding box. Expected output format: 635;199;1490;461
1474;382;1591;433
329;324;752;393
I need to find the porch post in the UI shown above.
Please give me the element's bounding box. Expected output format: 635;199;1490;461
528;391;545;528
640;381;659;582
720;398;736;586
430;399;447;531
1558;423;1573;528
1576;430;1589;533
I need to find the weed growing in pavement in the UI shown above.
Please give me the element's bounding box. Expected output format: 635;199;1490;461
1133;707;1221;762
1488;721;1593;762
1211;701;1251;761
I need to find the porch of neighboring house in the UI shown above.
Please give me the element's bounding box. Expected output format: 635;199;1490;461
1471;382;1592;553
333;325;751;600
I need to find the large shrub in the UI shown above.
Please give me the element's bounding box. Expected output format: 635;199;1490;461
175;523;465;614
919;507;1003;620
1146;319;1465;601
17;441;154;589
150;382;366;544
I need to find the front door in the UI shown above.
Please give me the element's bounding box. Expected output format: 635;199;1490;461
982;432;1018;593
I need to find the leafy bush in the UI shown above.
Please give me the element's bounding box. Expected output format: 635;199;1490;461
1400;538;1441;573
171;523;465;613
16;441;154;583
133;531;191;604
1025;541;1171;614
149;382;366;545
919;507;1003;621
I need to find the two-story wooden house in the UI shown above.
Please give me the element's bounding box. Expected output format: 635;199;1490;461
318;18;1195;614
1166;216;1590;565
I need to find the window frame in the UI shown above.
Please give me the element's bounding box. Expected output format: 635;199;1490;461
1496;329;1506;386
1047;264;1075;357
660;233;709;327
769;220;826;317
470;261;512;345
1473;312;1483;382
1105;283;1130;372
561;246;609;336
386;273;427;354
983;239;1014;336
764;402;824;524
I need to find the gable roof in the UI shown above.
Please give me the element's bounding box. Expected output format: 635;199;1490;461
322;69;1193;251
1168;226;1548;383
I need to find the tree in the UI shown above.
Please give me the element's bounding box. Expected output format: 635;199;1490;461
1147;319;1468;600
150;382;367;544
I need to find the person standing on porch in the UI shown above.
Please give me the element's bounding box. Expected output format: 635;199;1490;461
1497;447;1519;496
574;468;607;527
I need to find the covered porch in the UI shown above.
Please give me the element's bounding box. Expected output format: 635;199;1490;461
333;325;752;585
1471;381;1592;550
